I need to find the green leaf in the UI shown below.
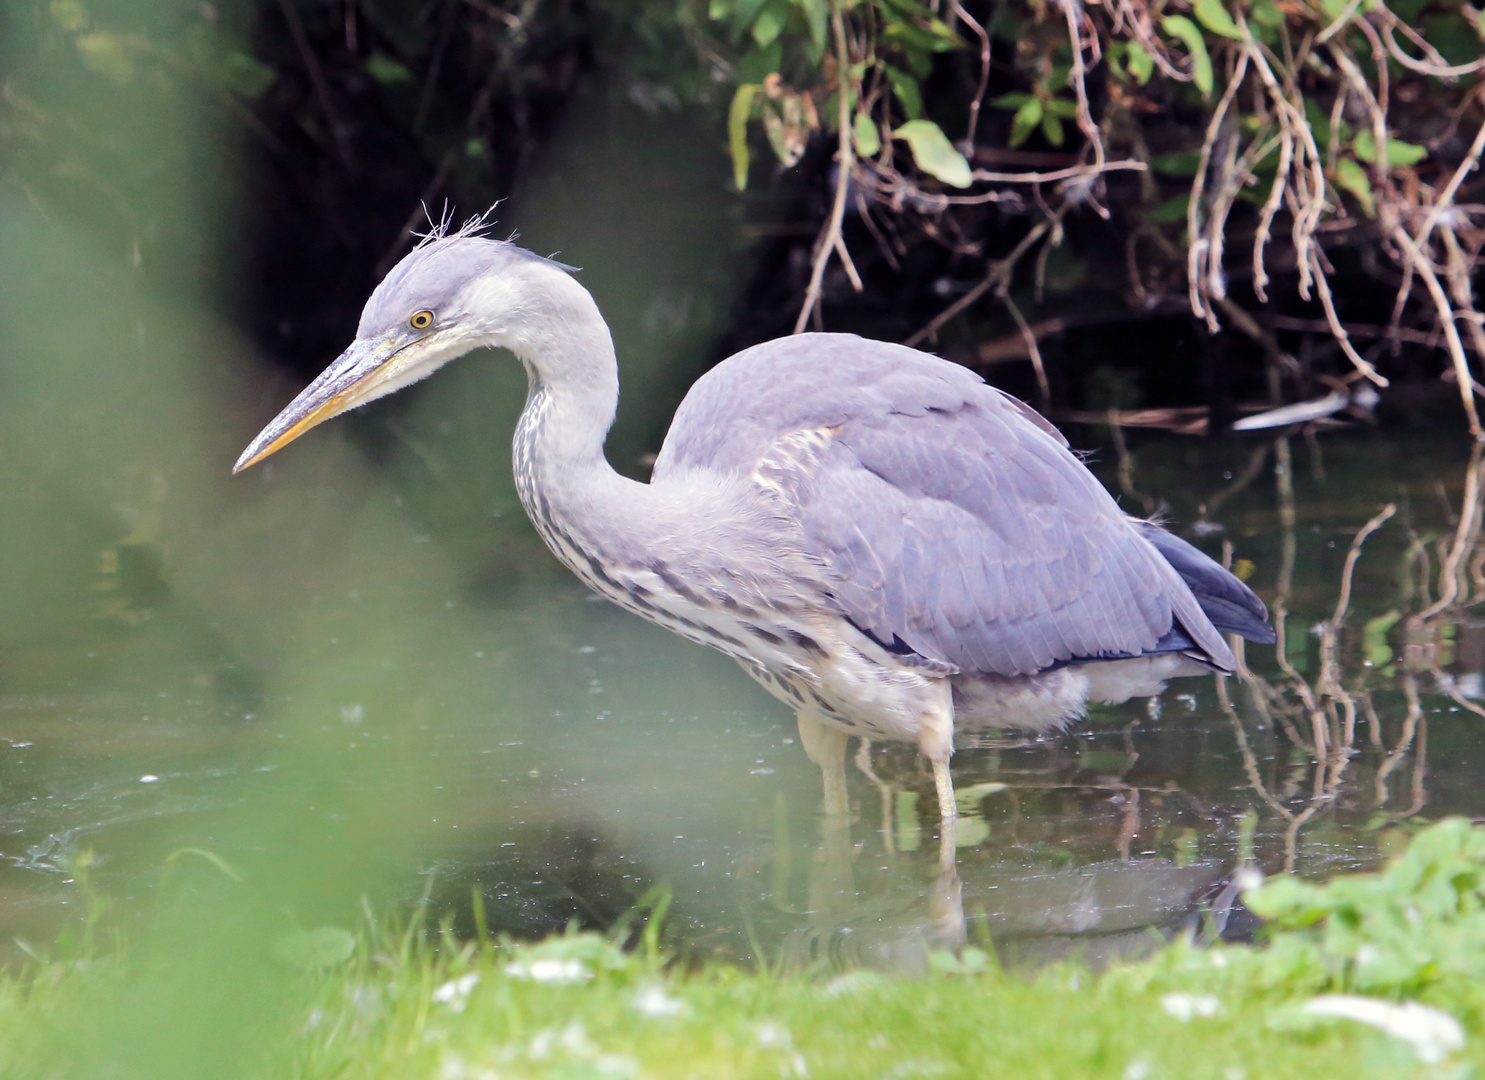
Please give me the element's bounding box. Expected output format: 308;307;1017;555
893;119;973;187
728;83;761;191
751;2;785;46
884;65;923;120
990;92;1034;109
735;38;782;82
1193;0;1246;39
221;51;275;99
1335;157;1375;216
794;0;827;50
1353;129;1428;168
726;0;769;38
1161;15;1214;96
1009;98;1042;148
854;112;882;157
1041;112;1064;147
365;54;413;85
1124;41;1155;84
1147;193;1190;223
1044;98;1079;118
1149;150;1202;176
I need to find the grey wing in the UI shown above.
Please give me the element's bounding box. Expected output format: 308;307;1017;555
655;333;1234;678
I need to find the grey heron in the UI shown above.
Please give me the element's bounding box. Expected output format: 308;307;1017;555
235;222;1275;864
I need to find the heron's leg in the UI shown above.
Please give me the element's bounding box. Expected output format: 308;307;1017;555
797;710;853;913
796;709;849;824
918;680;958;873
853;739;896;855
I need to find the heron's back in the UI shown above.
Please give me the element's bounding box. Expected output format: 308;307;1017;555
654;334;1271;681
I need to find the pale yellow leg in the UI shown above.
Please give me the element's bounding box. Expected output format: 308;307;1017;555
916;680;959;873
796;709;849;823
797;709;853;913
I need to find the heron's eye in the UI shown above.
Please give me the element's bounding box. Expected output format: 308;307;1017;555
410;310;434;330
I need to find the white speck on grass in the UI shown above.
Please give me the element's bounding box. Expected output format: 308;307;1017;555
823;971;885;997
432;973;480;1012
1301;996;1464;1063
633;984;685;1017
505;958;590;983
756;1022;792;1048
1162;993;1222;1021
755;1024;807;1076
1124;1060;1150;1080
139;775;159;783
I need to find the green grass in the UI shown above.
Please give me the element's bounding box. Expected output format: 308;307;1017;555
6;821;1485;1078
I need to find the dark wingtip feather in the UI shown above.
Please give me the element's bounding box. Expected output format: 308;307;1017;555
1134;522;1277;646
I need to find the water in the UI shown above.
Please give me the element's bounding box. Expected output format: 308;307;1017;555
5;291;1484;971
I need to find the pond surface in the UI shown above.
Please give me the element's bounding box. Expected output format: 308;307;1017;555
4;364;1483;973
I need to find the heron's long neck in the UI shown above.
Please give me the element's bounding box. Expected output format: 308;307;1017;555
504;274;655;580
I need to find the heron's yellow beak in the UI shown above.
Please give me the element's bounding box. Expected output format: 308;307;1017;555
233;329;411;474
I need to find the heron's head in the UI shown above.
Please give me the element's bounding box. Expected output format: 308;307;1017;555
234;235;579;473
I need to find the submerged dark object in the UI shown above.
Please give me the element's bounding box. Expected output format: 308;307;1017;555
235;222;1275;863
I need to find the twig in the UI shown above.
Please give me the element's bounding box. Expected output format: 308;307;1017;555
794;0;856;334
1188;49;1251;330
970;160;1146;184
951;0;991;146
1390;224;1484;437
277;0;356;170
904;221;1051;346
1309;250;1391;386
1005;291;1051;411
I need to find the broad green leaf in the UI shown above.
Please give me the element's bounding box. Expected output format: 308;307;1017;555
1125;41;1155;84
990;92;1034;109
1161;15;1214;95
1193;0;1245;39
854;112;882;157
1044;98;1079;118
1252;0;1284;25
1335;158;1375;216
1042;112;1065;146
1009;98;1042;148
794;0;827;49
1353;129;1428;168
751;3;785;46
893;119;973;187
727;0;769;38
884;65;923;120
728;83;761;191
735;38;782;82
